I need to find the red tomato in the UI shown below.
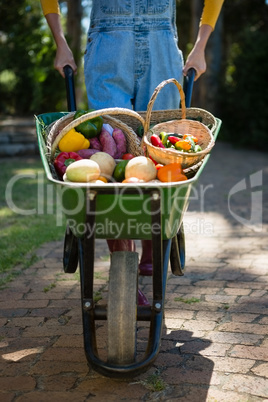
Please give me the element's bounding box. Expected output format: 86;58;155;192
122;153;135;160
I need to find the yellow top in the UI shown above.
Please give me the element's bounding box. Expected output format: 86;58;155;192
200;0;224;29
40;0;224;30
40;0;60;15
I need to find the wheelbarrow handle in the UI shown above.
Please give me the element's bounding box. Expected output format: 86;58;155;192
63;65;77;112
63;64;195;112
184;68;196;108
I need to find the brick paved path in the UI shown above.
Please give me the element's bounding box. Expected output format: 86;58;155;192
0;142;267;401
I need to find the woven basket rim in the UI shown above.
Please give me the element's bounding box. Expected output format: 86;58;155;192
46;109;145;161
144;118;215;159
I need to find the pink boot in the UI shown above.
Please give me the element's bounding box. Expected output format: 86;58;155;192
138;289;150;306
138;240;153;276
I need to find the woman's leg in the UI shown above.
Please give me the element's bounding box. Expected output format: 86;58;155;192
139;240;153;276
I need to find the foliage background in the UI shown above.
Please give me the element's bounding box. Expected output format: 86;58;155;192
0;0;268;150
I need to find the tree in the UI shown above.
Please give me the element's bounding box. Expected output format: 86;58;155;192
218;0;268;149
66;0;83;69
0;0;67;115
63;0;90;107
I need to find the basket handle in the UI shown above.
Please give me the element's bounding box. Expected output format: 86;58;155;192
62;107;145;130
143;78;186;134
51;107;145;157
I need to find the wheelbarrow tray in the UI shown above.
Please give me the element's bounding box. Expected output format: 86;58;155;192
36;112;221;240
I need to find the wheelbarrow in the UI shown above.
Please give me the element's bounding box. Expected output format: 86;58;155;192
35;67;221;378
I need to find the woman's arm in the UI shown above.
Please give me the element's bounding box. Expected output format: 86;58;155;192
41;0;77;77
183;24;213;80
183;0;224;80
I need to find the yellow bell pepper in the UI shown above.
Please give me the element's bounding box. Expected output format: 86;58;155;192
58;128;90;153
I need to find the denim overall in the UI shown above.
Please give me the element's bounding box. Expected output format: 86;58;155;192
84;0;184;111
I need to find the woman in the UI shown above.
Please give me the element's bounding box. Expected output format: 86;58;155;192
41;0;224;304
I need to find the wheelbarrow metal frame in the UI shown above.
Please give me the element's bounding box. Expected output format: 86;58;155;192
35;66;222;377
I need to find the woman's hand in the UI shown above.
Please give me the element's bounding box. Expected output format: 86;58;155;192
45;13;77;78
183;24;213;81
183;47;206;80
54;44;77;78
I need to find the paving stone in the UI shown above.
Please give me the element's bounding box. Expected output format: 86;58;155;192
40;374;78;391
179;340;231;357
229;345;268;361
164;308;194;320
218;322;268;335
15;391;90;402
0;392;16;402
227;281;267;290
195;311;225;321
207;331;264;346
222;374;268;398
186;355;255;374
180;319;217;332
259;316;268;324
41;347;86;363
52;335;84;348
0;300;49;309
5;317;45;328
206;388;265;402
251;362;268;378
29;361;88;376
162;367;222;386
0;376;36;392
22;324;83;338
223;287;252;296
229;313;260;323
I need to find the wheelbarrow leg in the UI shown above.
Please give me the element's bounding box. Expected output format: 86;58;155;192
77;187;172;378
170;222;186;276
78;190;99;359
144;190;172;358
63;225;78;273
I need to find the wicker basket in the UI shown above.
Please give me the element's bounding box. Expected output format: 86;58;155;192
142;78;215;169
46;107;145;162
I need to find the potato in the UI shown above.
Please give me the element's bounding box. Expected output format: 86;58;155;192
125;156;157;182
76;148;100;158
66;159;100;182
99;128;117;158
89;137;103;151
112;128;127;159
90;152;116;178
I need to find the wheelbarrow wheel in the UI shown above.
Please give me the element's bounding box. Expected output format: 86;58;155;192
107;251;139;365
170;222;185;276
63;227;78;273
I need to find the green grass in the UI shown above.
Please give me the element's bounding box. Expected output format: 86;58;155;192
174;296;200;304
0;157;65;285
43;282;57;293
139;372;167;392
